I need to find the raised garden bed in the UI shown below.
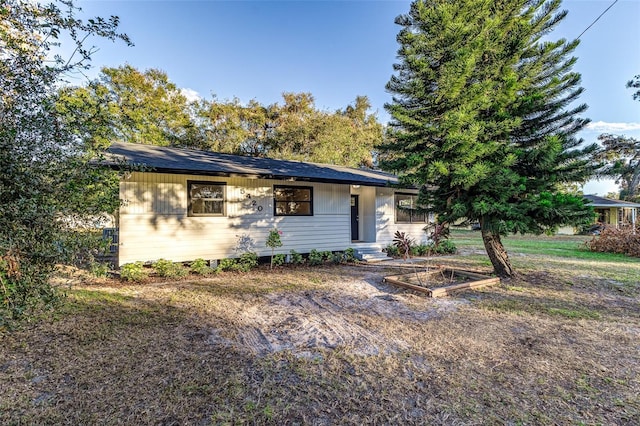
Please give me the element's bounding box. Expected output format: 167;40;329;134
383;268;499;297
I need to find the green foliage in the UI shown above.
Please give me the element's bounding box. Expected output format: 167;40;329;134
1;0;130;325
308;249;324;266
266;228;283;249
90;262;111;278
429;240;457;255
216;253;259;273
379;0;598;277
120;262;147;282
384;245;400;257
289;250;304;265
190;258;213;275
410;244;429;256
343;248;356;263
238;252;259;271
331;252;344;264
596;134;640;201
153;259;188;278
321;251;333;261
272;254;287;267
266;228;283;269
216;258;239;273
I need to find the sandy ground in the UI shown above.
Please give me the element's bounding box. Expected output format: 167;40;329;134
203;267;467;358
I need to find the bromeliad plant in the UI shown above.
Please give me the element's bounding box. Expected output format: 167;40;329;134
266;228;284;269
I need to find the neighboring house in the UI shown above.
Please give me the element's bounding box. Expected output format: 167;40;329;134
584;194;639;230
105;142;429;266
556;194;640;234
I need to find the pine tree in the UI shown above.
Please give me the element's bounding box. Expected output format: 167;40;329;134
379;0;598;277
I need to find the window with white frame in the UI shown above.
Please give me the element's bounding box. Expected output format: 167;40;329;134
188;181;226;216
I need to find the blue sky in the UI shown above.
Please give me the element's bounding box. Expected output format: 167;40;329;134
75;0;640;195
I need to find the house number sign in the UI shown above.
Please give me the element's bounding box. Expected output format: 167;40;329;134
240;188;263;212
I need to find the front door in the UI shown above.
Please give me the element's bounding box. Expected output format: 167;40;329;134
351;195;359;241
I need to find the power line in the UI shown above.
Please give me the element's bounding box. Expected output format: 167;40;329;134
577;0;619;40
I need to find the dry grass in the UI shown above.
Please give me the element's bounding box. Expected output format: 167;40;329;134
1;244;639;425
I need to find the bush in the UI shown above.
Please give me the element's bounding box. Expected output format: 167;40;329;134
289;250;304;265
190;258;213;275
410;244;429;256
308;249;324;266
384;245;400;257
217;253;259;273
120;262;147;282
343;247;356;263
272;253;286;267
216;258;238;272
430;240;457;254
321;251;333;261
238;252;259;271
90;261;111;278
586;227;640;257
331;252;344;264
153;259;188;278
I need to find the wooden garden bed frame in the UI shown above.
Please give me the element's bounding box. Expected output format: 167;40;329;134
383;268;500;297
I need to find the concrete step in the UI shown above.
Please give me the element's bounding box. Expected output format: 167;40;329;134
353;247;390;262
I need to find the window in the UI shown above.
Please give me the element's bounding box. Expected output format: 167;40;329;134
274;185;313;216
188;181;226;216
395;193;426;223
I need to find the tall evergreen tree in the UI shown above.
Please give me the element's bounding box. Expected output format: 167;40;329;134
379;0;598;277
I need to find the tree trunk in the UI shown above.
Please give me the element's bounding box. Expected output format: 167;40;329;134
480;226;515;278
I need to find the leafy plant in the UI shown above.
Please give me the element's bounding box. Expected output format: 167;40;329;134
429;240;457;255
120;262;147;282
331;252;344;264
266;228;284;269
190;258;213;275
384;245;400;257
308;249;324;266
153;259;188;278
393;231;414;260
413;244;429;256
216;258;239;273
0;0;130;327
238;252;259;271
321;251;333;261
289;250;304;265
272;253;287;267
90;262;111;278
343;248;356;263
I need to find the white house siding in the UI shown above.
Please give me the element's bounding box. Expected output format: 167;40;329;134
374;187;428;247
118;172;353;265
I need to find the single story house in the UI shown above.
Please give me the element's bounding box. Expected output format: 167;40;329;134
556;194;639;234
105;142;430;266
584;194;639;229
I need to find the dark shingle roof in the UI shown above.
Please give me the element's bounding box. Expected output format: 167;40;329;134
584;194;640;208
105;142;400;187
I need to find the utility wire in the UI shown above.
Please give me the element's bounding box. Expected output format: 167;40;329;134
577;0;619;40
